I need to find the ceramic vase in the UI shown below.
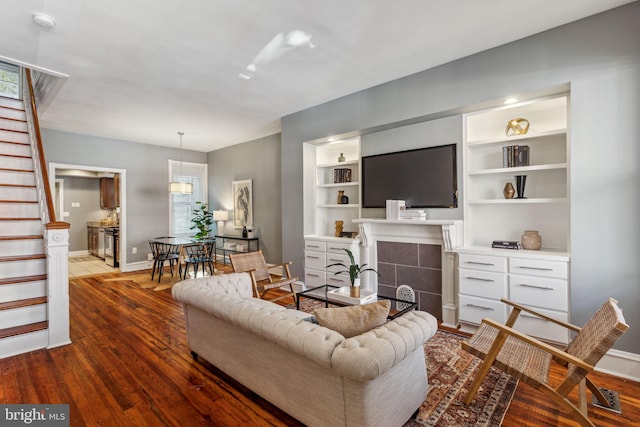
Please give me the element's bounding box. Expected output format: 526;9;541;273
515;175;527;199
521;230;542;250
503;182;515;199
350;277;360;297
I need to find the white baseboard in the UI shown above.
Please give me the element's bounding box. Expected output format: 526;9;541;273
596;349;640;383
121;261;151;273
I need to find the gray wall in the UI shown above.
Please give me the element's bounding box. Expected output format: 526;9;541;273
43;129;207;264
59;176;104;251
281;4;640;352
207;133;283;263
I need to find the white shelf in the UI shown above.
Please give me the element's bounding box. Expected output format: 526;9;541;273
317;160;358;168
317;182;359;188
462;93;570;252
468;163;568;175
468;197;568;204
467;128;567;147
317;204;360;208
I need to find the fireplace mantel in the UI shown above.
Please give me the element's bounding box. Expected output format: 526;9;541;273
353;218;463;328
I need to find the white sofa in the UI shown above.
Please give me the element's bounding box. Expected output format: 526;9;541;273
172;273;438;427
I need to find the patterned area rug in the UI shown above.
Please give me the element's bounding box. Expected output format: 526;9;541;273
290;298;518;426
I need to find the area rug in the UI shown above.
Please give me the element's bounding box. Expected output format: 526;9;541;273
290;299;518;426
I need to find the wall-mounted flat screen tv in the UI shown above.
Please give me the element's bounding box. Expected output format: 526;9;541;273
361;143;458;208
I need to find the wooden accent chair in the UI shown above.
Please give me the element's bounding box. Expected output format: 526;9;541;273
462;298;628;427
229;250;298;304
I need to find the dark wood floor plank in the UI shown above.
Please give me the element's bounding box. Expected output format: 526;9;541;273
1;265;638;427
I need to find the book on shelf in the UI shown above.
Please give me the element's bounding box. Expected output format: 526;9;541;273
333;168;352;183
502;145;530;168
385;200;406;220
399;209;427;220
491;240;521;250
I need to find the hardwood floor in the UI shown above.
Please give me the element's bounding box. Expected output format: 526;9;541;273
1;267;638;426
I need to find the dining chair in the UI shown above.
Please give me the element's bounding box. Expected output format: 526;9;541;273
182;241;215;279
149;240;181;282
462;298;628;427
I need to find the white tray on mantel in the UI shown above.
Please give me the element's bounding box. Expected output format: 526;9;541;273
327;287;377;305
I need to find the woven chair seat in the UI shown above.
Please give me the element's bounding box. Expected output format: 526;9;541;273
465;322;551;388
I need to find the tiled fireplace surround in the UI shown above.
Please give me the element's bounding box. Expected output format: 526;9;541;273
354;219;462;327
377;241;443;318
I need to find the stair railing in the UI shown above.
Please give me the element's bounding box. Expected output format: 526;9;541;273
22;68;72;350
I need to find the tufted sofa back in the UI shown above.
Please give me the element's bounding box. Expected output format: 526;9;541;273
176;272;254;299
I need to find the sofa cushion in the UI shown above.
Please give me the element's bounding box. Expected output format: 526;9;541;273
314;300;391;338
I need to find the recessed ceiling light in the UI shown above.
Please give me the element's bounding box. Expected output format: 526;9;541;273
504;97;518;105
33;13;56;29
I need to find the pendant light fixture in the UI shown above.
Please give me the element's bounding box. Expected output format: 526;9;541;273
169;131;193;194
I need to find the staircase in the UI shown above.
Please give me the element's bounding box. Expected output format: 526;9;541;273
0;95;50;356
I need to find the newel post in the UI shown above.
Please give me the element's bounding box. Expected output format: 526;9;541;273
45;222;72;349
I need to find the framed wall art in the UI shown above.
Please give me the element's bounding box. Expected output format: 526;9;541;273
232;179;253;229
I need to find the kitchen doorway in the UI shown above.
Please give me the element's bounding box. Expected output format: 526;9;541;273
49;163;128;273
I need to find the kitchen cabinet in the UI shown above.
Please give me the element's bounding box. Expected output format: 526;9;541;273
88;226;99;256
100;177;117;209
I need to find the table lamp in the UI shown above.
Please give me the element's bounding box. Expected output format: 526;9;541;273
213;210;228;232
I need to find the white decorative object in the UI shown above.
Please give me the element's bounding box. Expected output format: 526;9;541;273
385;200;405;220
327;287;377;305
396;285;416;311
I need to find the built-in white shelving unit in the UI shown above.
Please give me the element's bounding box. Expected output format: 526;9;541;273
457;94;571;344
311;137;361;237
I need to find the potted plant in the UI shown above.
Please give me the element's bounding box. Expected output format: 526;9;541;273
326;248;379;297
190;201;213;239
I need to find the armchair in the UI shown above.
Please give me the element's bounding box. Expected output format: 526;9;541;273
229;250;298;303
462;298;628;427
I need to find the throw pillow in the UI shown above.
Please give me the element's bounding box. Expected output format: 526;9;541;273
313;300;391;338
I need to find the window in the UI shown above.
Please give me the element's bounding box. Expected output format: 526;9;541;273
169;160;208;236
0;61;20;99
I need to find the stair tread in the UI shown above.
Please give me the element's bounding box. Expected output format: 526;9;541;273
0;117;27;123
0;235;43;241
0;296;47;311
0;184;36;188
0;274;47;286
0;140;29;146
0;128;28;134
0;254;46;262
0;321;48;340
0;168;34;173
0;199;38;203
0;217;40;220
0;153;31;159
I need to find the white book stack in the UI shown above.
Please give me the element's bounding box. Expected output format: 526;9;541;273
399;209;427;220
385;200;406;220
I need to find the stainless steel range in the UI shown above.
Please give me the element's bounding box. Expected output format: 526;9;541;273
104;227;119;267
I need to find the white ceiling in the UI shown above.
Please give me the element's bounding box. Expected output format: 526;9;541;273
0;0;634;152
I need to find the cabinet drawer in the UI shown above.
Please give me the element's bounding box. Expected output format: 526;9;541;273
509;274;568;312
458;253;506;273
326;241;353;254
305;240;326;252
459;295;507;325
326;273;350;287
509;258;568;279
304;251;326;270
304;269;326;288
511;306;569;344
325;253;349;274
459;269;507;300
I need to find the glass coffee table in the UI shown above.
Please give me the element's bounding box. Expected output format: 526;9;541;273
296;284;417;320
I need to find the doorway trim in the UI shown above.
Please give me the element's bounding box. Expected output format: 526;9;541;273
49;162;128;272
